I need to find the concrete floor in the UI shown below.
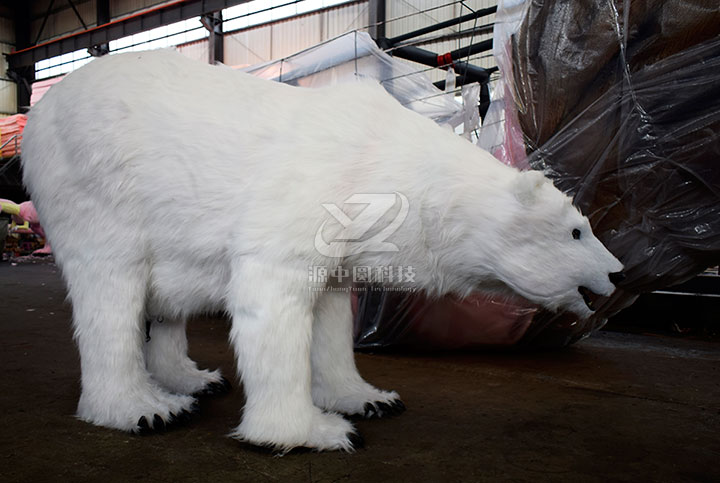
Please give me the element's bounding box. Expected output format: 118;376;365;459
1;259;719;482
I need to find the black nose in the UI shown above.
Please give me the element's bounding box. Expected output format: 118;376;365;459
609;271;626;285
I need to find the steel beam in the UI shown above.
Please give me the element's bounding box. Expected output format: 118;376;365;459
66;0;89;31
7;0;252;70
386;6;496;46
409;24;494;47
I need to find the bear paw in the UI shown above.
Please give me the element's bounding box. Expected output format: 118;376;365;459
304;411;362;452
192;376;233;398
136;404;199;435
362;399;406;419
231;409;362;453
150;366;228;397
77;382;199;433
313;381;405;419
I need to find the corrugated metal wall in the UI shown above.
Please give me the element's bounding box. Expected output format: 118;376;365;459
218;1;368;67
0;16;14;44
0;15;16;115
176;38;210;64
321;1;368;40
31;0;97;44
111;0;171;19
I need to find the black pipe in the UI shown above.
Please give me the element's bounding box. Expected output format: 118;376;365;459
433;76;463;90
479;81;491;121
392;44;493;83
386;5;497;45
449;39;493;61
432;66;499;90
431;76;495;123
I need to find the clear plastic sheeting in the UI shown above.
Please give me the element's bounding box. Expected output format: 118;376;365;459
354;291;539;350
515;1;720;345
241;31;471;129
476;0;529;168
354;0;720;349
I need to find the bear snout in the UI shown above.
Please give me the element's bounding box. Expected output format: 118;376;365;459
609;271;626;286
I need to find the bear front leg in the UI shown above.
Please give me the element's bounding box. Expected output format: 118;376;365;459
144;316;231;397
67;260;198;433
311;290;405;419
228;260;361;452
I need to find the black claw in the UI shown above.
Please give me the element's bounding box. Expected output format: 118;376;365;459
195;377;232;398
137;416;150;434
189;401;200;414
376;402;392;415
174;410;190;425
220;376;233;392
153;414;166;432
348;432;365;449
362;399;405;419
363;402;377;418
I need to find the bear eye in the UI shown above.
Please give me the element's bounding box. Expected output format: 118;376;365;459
572;229;582;240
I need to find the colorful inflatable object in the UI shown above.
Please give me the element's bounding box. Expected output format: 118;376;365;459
0;199;52;255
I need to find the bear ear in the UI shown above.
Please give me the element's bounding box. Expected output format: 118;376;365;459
513;169;547;206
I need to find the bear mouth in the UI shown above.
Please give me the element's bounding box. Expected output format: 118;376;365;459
578;286;598;312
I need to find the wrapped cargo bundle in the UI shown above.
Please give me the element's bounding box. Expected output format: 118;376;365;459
0;114;27;158
510;0;720;345
354;0;720;349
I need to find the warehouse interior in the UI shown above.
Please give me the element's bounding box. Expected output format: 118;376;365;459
1;1;719;481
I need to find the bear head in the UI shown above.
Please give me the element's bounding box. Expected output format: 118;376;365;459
482;170;624;318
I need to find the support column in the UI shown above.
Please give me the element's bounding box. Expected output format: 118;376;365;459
11;1;33;113
89;0;111;57
202;11;224;65
368;0;387;48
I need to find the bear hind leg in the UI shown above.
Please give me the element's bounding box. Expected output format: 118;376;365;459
144;316;231;397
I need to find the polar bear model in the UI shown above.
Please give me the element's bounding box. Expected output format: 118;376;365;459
22;50;623;452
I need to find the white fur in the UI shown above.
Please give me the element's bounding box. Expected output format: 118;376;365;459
21;50;622;450
144;316;225;395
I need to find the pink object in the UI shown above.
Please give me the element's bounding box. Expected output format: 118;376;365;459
1;199;51;255
406;294;538;347
0;114;27;157
496;79;530;170
30;76;65;106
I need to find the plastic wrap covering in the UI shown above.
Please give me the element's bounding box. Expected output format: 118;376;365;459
355;0;720;349
354;291;538;350
241;31;473;129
